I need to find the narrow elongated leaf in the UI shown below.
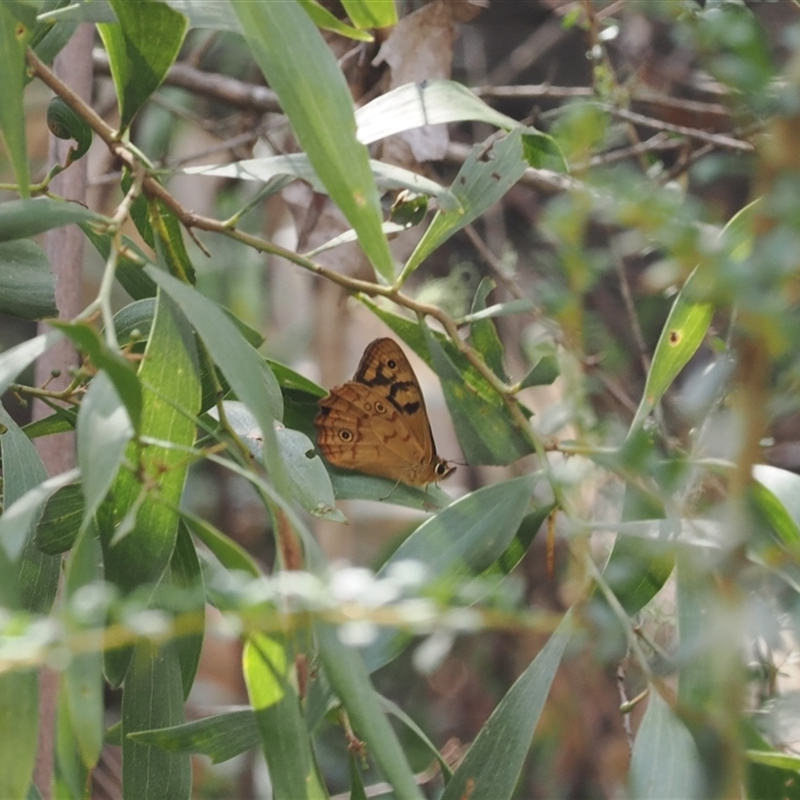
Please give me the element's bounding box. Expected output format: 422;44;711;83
355;80;518;145
170;523;205;698
0;404;61;612
0;239;57;320
64;525;104;770
630;690;704;799
98;0;188;131
233;1;395;281
180;510;260;578
77;371;134;528
0;2;34;196
34;482;84;555
146;267;288;495
129;710;259;764
470;278;508;382
212;401;339;519
52;320;142;431
440;610;573;800
122;641;192;800
0;465;81;562
426;328;533;465
403;128;533;278
629;265;714;433
0;198;106;241
150;199;196;284
185;154;458;213
753;464;800;552
341;0;397;29
80;223;158;300
55;684;89;800
364;474;537;672
0;330;61;395
296;0;373;40
100;290;200;691
0;669;38;799
317;624;424;800
244;633;327;800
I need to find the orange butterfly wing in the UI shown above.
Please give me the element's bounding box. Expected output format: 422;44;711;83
315;338;453;486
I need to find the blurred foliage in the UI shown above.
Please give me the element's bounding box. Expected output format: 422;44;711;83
2;1;800;799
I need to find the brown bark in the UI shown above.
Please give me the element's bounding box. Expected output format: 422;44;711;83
32;24;94;800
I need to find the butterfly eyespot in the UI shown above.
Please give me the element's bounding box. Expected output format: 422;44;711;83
339;429;353;442
375;401;386;413
387;359;397;369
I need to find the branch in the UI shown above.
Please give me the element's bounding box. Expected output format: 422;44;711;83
92;48;281;114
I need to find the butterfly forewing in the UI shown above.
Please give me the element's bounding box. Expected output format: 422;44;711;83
352;338;436;461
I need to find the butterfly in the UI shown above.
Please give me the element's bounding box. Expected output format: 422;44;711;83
314;338;455;487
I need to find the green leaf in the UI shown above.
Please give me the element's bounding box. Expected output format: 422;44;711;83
602;535;675;616
22;407;76;441
31;2;79;69
0;2;34;196
425;327;533;465
630;690;704;799
214;401;339;520
364;474;537;672
297;0;373;41
244;633;327;800
355;80;520;146
145;267;288;495
170;523;205;698
46;95;92;165
52;320;142;431
340;0;397;29
100;290;200;685
63;525;104;770
440;610;573;800
0;464;81;562
233;0;395;282
403;128;534;279
0;404;61;613
377;694;454;780
317;623;424;800
77;371;134;529
458;298;537;324
0;330;62;395
122;641;192;800
326;468;452;511
80;223;158;301
185;153;459;214
34;482;84;555
97;0;188;131
349;753;369;800
753;464;800;555
0;198;107;241
469;278;508;382
0;239;57;320
629;265;714;433
0;669;38;799
128;710;260;764
519;354;559;389
747;750;800;773
55;683;89;800
180;510;261;578
150;199;196;284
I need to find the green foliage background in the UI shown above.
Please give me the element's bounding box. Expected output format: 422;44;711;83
1;1;800;798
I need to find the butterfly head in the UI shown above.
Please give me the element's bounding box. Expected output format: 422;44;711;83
434;457;455;482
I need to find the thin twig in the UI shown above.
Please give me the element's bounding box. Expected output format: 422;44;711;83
602;104;753;152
